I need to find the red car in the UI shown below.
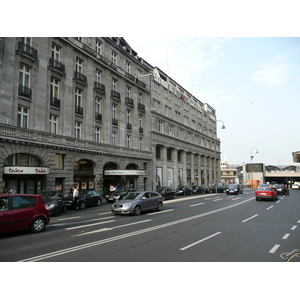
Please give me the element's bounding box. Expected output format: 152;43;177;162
255;187;278;201
0;194;50;234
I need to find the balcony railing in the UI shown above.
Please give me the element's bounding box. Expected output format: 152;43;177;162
138;103;145;112
17;41;38;60
112;118;118;126
127;123;132;130
94;81;106;94
125;97;134;107
75;105;83;115
50;97;61;109
18;85;32;99
95;112;102;122
136;78;146;88
139;127;143;134
48;58;65;74
125;72;135;81
110;90;120;100
74;71;87;85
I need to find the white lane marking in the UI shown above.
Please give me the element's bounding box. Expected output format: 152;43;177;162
213;198;222;202
298;220;300;224
190;203;205;207
166;193;216;204
180;232;222;251
98;212;112;215
241;214;259;223
148;209;174;215
48;216;114;227
269;244;280;253
57;216;81;221
291;225;297;230
282;234;290;239
19;197;255;262
266;205;274;210
74;219;153;236
65;220;115;230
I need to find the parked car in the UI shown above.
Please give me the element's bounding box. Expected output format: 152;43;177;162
111;191;163;216
0;194;50;234
191;185;204;194
226;184;243;195
176;186;193;196
39;190;66;216
65;190;102;210
156;186;177;200
273;184;289;195
106;188;136;203
291;184;299;190
205;185;227;193
255;186;278;201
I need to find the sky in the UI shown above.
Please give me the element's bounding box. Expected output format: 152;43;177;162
125;36;300;166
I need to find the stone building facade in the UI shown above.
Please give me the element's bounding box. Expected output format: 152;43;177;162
0;37;221;195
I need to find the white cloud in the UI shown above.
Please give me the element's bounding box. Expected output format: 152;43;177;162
251;63;293;86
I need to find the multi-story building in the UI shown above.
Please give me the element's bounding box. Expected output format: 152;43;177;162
0;37;221;195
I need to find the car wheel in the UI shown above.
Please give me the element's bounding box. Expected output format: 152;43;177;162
156;202;163;211
256;198;260;201
133;205;141;216
173;193;176;199
79;201;87;210
97;199;102;206
162;196;165;201
62;204;67;213
30;217;46;233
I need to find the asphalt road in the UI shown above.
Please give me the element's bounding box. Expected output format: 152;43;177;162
1;189;299;262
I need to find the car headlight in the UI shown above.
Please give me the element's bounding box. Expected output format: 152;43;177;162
116;196;120;200
234;189;237;191
46;203;56;210
123;203;133;208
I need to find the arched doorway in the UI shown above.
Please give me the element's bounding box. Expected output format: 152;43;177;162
3;153;49;193
73;159;95;190
103;162;119;194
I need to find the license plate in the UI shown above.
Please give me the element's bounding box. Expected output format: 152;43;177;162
260;193;266;195
114;208;122;211
109;198;113;200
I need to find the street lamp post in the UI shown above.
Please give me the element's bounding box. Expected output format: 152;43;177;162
215;120;226;192
250;147;259;188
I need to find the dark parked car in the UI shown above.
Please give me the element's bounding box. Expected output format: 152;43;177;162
0;194;50;234
205;185;227;193
191;185;204;194
255;186;278;201
39;190;66;216
111;191;163;215
273;184;289;195
65;190;102;210
156;186;177;200
106;188;136;203
226;184;243;195
176;186;193;196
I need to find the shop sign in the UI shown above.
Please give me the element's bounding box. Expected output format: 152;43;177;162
4;166;50;175
104;170;146;176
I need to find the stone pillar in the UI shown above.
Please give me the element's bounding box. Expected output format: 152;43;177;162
190;152;195;186
162;146;168;186
182;151;187;185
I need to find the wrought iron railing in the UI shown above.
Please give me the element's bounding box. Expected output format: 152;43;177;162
17;41;38;60
18;85;32;99
48;58;65;74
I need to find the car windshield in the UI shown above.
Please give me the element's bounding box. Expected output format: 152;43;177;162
124;192;142;200
258;187;272;191
114;188;127;194
156;187;165;192
228;184;238;188
39;191;58;203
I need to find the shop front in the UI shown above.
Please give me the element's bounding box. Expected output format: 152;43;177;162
2;153;49;194
3;166;49;194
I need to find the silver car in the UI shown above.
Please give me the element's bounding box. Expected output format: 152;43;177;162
111;191;163;216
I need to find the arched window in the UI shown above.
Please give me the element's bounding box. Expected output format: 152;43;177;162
4;154;42;167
